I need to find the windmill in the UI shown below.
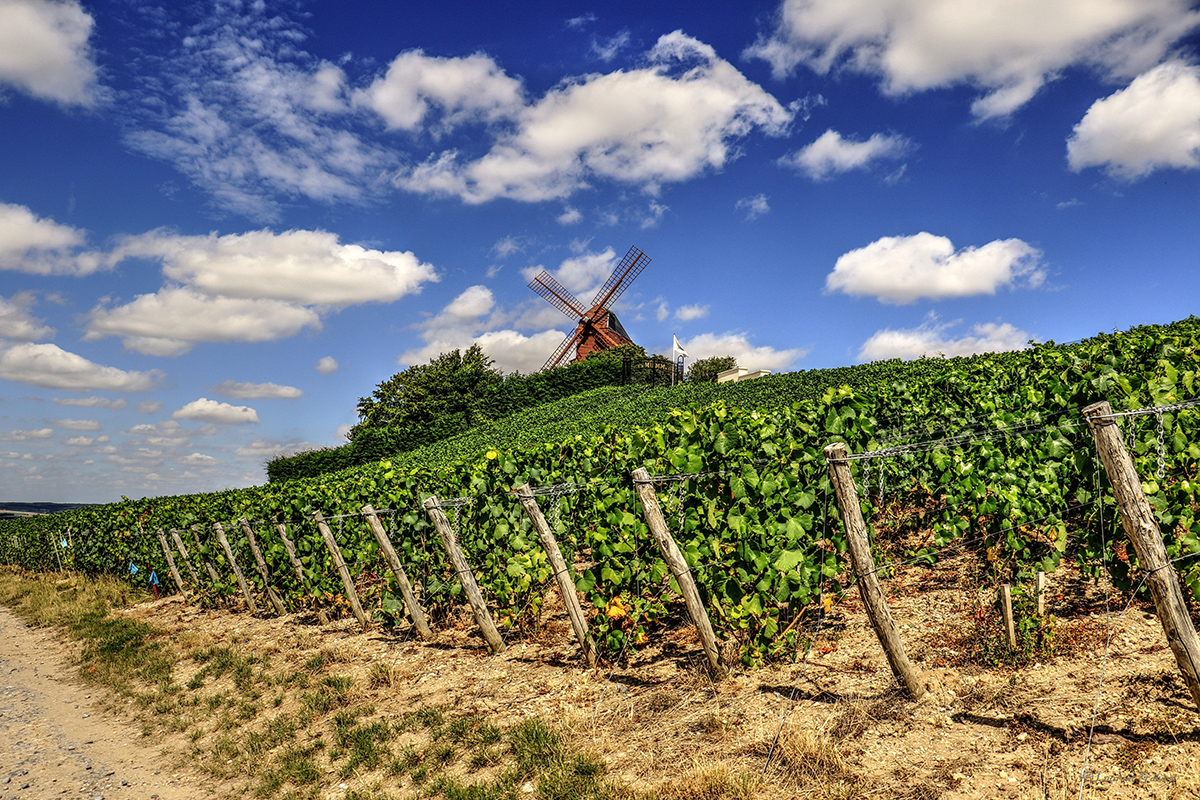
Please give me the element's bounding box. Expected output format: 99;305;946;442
528;245;651;371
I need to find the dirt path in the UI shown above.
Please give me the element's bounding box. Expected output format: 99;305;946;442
0;607;209;800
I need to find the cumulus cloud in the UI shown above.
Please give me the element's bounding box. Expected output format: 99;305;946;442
826;232;1045;304
85;288;322;356
234;437;322;459
0;343;160;391
108;229;438;307
122;4;391;220
0;293;53;340
52;395;128;409
524;247;619;298
0;202;94;275
781;129;911;180
173;398;260;425
674;304;710;321
136;399;163;414
316;356;338;374
491;235;524;259
213;380;304;400
746;0;1200;119
557;206;582;225
858;316;1032;360
356;50;525;132
735;194;770;220
179;452;221;466
0;427;54;442
49;418;100;431
397;31;793;202
0;0;100;106
677;332;806;371
85;228;438;355
1068;61;1200;179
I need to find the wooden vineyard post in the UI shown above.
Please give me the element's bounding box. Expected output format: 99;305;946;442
190;525;224;587
274;519;329;625
1000;584;1017;649
423;496;505;653
824;443;925;699
361;505;433;639
47;529;64;573
1084;400;1200;710
170;529;202;588
239;519;287;616
514;484;597;667
155;528;187;598
214;522;259;615
313;511;370;630
1035;571;1047;617
631;467;727;679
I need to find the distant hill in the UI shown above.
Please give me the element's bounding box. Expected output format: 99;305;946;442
0;502;93;520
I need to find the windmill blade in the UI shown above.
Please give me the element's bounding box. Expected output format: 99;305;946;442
591;245;650;311
528;271;587;319
541;326;586;371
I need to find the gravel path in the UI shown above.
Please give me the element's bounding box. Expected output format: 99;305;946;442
0;607;210;800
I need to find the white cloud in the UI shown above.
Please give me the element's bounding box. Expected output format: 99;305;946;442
491;235;524;259
826;232;1044;304
52;395;128;409
49;418;99;431
557;206;582;225
1067;61;1200;179
858;316;1032;360
0;343;160;391
356;50;525;132
123;5;391;220
677;332;806;371
735;193;770;220
780;129;911;180
65;435;99;446
179;452;221;466
746;0;1200;119
524;247;618;297
397;31;792;202
315;356;339;374
401;328;569;375
592;31;632;62
444;285;496;321
0;0;100;106
656;301;670;322
0;293;53;340
0;427;54;442
213;380;304;400
136;399;162;414
85;288;321;356
173;398;260;425
0;202;93;275
674;304;710;321
108;228;438;307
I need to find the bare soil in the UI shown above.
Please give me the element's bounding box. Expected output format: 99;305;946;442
6;553;1200;799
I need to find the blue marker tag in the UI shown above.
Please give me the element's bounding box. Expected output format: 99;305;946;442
150;570;159;586
60;539;68;549
129;562;139;575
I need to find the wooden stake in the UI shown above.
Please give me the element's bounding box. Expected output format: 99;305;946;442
631;467;727;679
313;511;370;630
514;484;596;667
1035;571;1047;617
824;443;924;699
239;519;287;616
155;528;187;598
47;529;64;573
274;518;329;625
1085;400;1200;710
170;529;202;588
423;496;505;653
214;522;259;615
1000;584;1017;649
361;505;432;639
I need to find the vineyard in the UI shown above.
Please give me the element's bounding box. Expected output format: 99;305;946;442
3;317;1200;673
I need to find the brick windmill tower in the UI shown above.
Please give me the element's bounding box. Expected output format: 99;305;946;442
527;245;651;371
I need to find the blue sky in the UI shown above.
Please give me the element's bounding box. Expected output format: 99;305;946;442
2;0;1199;502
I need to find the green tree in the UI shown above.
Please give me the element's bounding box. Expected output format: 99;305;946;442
353;345;503;436
686;355;737;383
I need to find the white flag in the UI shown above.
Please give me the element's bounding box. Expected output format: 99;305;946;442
672;334;689;359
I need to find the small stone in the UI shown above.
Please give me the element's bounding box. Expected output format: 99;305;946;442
82;713;89;718
338;784;348;790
